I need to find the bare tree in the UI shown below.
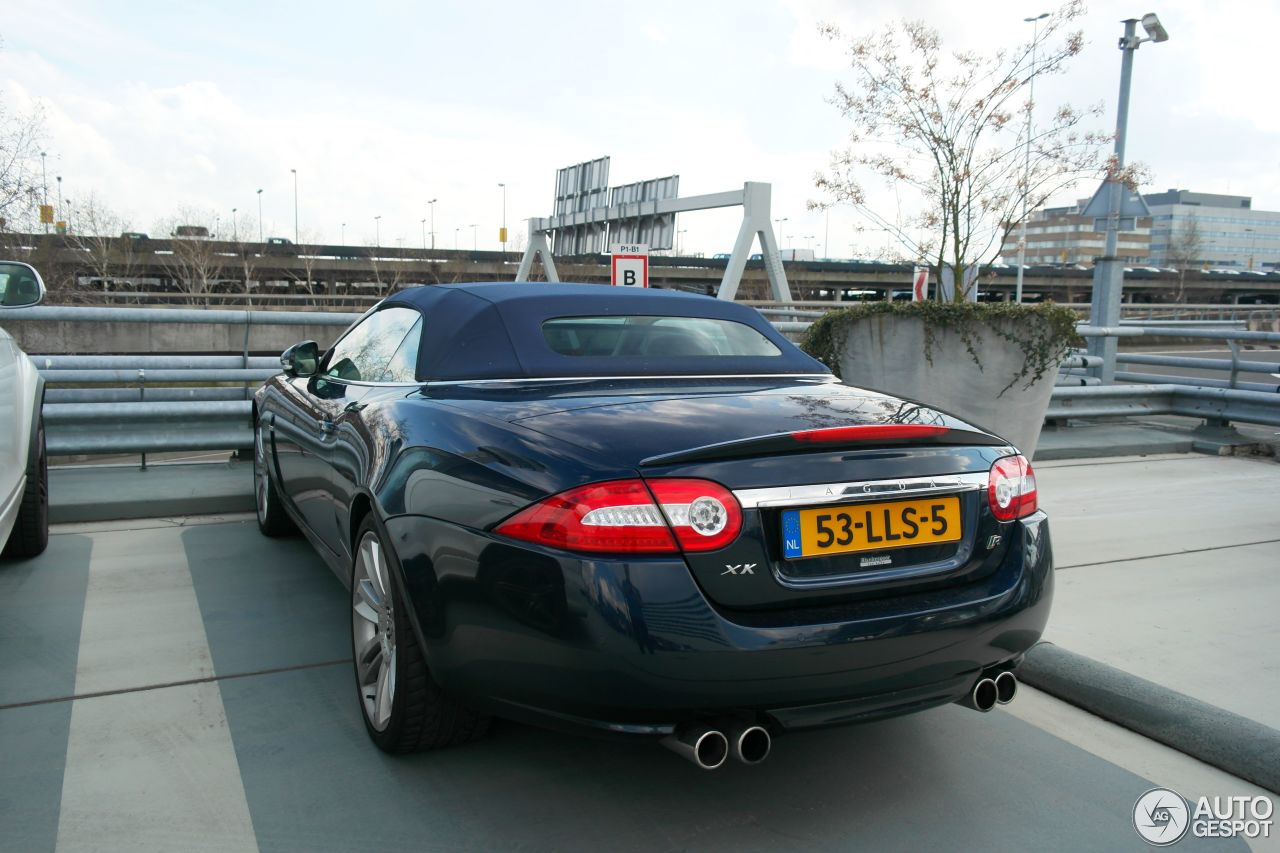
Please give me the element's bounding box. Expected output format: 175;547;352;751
0;66;44;233
1165;213;1202;304
285;227;328;306
64;192;150;300
155;207;226;304
811;1;1121;301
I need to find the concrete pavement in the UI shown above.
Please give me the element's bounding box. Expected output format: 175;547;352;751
1;516;1269;852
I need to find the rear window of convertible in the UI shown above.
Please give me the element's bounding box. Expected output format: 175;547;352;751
541;316;782;358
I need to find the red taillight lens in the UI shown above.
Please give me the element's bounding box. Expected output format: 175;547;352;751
493;478;742;555
987;455;1038;521
790;424;950;443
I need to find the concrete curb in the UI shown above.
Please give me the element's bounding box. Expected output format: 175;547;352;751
1020;642;1280;795
49;462;255;524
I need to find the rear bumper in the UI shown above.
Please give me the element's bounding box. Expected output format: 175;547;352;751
383;510;1053;737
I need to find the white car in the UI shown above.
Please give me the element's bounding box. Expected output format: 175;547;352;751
0;261;48;558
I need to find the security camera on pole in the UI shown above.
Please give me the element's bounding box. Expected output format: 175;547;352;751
1086;13;1168;384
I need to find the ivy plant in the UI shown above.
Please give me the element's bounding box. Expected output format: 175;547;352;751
800;301;1082;394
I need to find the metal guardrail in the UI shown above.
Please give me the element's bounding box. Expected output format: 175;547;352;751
10;304;1280;459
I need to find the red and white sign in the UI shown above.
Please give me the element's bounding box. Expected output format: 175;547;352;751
610;243;649;288
912;266;928;301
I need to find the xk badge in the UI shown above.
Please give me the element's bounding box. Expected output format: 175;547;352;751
722;563;756;575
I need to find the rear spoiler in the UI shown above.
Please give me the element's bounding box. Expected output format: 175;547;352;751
639;424;1007;467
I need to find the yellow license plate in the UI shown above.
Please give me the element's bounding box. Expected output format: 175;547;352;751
781;496;962;559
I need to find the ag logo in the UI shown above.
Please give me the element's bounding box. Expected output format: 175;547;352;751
722;563;756;576
1134;788;1190;846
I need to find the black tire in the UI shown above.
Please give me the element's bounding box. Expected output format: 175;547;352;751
351;516;490;754
4;416;49;559
254;422;295;537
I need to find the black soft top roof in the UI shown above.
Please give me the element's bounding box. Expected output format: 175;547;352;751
380;282;827;381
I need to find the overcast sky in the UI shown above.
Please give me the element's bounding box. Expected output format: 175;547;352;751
2;0;1276;258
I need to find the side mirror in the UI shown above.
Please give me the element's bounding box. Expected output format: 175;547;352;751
0;261;47;309
281;341;320;377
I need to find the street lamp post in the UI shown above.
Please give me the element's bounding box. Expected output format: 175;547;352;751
498;183;507;253
232;208;238;241
56;176;62;225
374;215;381;247
428;199;437;250
291;168;299;243
1088;13;1169;383
678;229;687;255
1015;11;1050;304
40;152;48;233
421;219;427;251
341;222;346;244
256;189;263;242
454;227;459;250
1244;227;1257;270
470;224;478;252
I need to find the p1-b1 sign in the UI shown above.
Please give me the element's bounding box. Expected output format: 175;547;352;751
610;243;649;288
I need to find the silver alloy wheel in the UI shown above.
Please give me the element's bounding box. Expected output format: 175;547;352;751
352;532;397;731
254;426;269;525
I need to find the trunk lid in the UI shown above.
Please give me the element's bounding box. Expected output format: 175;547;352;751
462;377;1015;611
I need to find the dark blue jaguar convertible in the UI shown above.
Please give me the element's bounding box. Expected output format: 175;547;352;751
252;283;1052;769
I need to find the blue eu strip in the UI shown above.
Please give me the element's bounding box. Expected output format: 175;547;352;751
782;511;802;559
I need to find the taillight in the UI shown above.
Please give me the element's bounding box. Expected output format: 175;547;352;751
493;478;742;555
987;455;1037;521
647;479;742;552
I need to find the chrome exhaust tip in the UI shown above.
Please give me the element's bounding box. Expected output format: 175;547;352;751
957;677;998;712
727;723;772;765
662;725;729;770
994;670;1018;705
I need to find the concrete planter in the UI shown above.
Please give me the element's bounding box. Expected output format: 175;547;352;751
834;315;1057;458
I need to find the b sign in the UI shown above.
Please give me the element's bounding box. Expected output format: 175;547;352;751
610;243;649;288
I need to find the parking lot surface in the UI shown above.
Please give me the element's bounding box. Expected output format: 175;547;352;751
3;451;1278;852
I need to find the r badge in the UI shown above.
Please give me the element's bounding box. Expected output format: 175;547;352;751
986;534;1003;550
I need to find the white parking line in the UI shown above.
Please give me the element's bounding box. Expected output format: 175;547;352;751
55;526;258;852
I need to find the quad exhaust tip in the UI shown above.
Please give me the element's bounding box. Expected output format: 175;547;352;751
994;670;1018;705
662;725;729;770
972;677;998;712
728;722;772;765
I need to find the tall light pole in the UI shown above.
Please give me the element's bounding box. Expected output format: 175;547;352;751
256;189;263;242
498;183;507;253
454;227;460;250
290;168;299;243
677;229;688;255
341;222;346;244
1088;13;1169;383
421;219;427;251
56;176;62;224
1015;11;1050;303
232;207;238;241
775;217;788;250
470;224;478;251
374;215;381;247
428;199;437;250
1244;227;1257;270
40;152;48;233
